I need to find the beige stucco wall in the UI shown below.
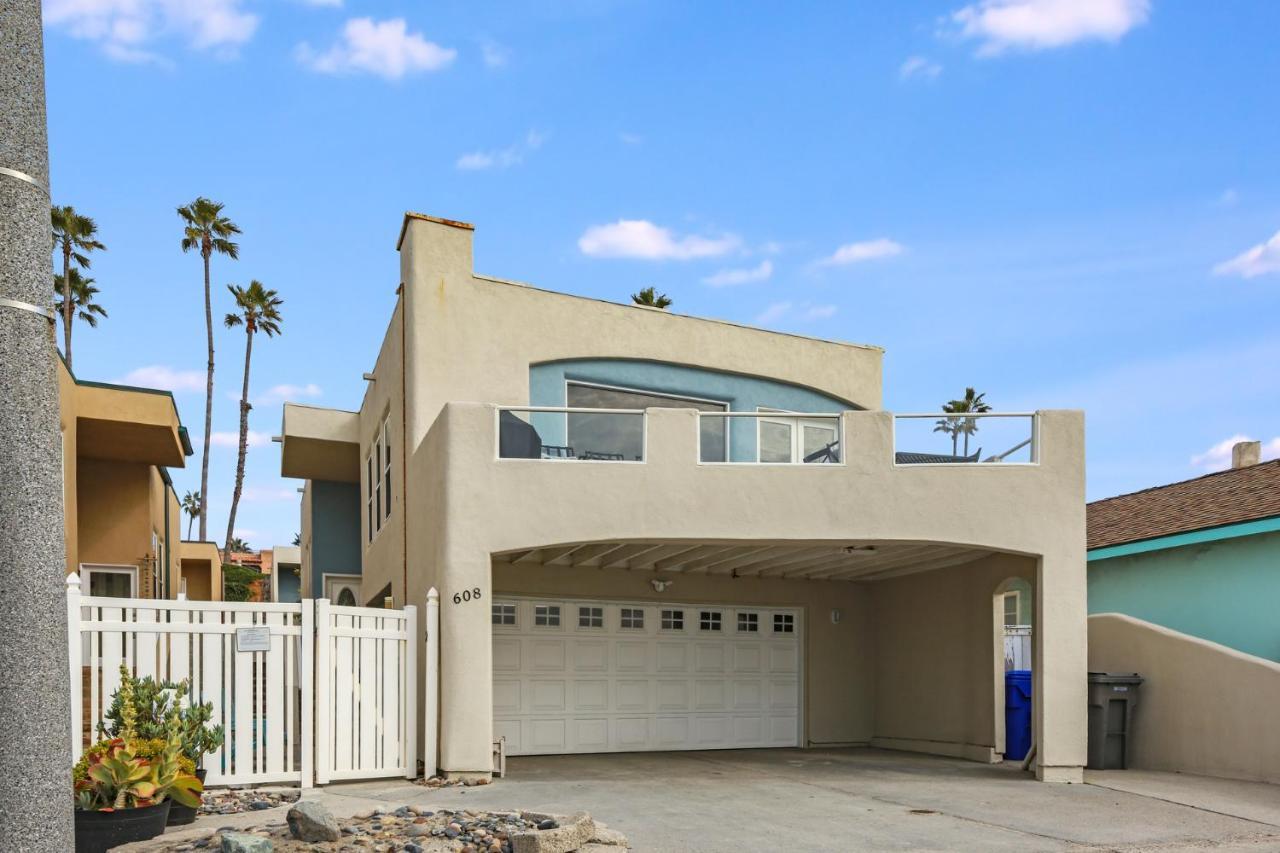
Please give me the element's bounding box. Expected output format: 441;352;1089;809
1089;613;1280;784
180;541;222;601
76;457;150;590
300;481;313;598
872;552;1036;761
59;362;80;573
408;403;1086;778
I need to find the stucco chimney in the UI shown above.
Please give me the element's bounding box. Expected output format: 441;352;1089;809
1231;440;1261;469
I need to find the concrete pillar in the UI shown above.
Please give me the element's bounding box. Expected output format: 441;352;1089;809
0;0;76;847
1034;549;1087;782
437;550;493;778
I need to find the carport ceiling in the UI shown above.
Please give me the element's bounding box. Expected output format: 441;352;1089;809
492;541;993;583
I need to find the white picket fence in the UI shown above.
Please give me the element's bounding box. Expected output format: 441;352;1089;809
67;575;431;788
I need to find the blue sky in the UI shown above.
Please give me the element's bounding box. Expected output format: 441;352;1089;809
42;0;1280;550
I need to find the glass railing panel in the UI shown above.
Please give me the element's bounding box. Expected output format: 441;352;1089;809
893;413;1036;464
698;412;842;464
498;407;645;461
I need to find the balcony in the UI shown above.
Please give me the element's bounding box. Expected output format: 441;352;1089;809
496;407;1035;467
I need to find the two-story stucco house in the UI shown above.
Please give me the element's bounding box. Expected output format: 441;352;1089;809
280;212;1088;783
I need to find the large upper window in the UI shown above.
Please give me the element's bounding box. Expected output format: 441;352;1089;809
566;382;727;462
366;414;392;542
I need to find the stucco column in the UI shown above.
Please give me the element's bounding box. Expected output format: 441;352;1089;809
1034;549;1087;782
0;0;76;847
437;549;493;777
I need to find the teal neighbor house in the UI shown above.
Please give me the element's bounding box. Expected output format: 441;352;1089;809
1087;441;1280;662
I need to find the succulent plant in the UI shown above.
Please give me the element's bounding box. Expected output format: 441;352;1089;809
98;666;224;766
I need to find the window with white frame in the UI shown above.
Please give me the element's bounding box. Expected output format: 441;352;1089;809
578;606;604;628
773;613;795;633
366;413;392;542
534;605;561;627
661;609;684;630
492;604;516;626
1003;592;1020;627
737;611;759;632
620;607;645;629
699;611;722;631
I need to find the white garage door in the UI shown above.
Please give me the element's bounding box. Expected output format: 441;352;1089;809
492;597;802;755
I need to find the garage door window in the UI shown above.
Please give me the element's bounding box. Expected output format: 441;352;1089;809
493;604;517;626
699;611;722;631
620;607;645;629
773;613;794;633
661;609;684;630
578;606;604;628
737;612;759;632
534;605;560;627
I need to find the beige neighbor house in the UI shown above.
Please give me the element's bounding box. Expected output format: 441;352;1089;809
280;212;1088;782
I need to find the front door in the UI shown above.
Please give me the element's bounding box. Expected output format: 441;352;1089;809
323;574;362;607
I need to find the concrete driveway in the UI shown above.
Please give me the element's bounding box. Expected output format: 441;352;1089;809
201;749;1280;852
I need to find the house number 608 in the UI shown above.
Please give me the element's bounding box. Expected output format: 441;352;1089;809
452;588;482;605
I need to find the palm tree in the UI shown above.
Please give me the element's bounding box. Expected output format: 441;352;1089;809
227;537;251;555
941;387;992;456
181;491;201;539
222;281;283;555
631;286;672;309
178;197;241;541
50;205;106;372
52;268;107;363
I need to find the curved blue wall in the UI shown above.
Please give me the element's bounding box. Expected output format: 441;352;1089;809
529;359;853;462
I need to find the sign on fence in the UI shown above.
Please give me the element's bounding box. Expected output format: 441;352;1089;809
66;575;429;788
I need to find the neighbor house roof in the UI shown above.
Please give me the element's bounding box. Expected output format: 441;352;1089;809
1087;459;1280;550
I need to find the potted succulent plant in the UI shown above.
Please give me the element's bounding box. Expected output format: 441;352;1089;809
97;667;224;825
74;672;202;851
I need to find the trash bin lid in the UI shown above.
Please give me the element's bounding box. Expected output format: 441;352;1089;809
1087;672;1143;685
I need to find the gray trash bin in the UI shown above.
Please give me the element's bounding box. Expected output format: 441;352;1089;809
1087;672;1143;770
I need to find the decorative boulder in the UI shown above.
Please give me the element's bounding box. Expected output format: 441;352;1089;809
286;800;341;842
220;832;274;852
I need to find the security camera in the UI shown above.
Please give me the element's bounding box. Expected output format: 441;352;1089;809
651;579;673;593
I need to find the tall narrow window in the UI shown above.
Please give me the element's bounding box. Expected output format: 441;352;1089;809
382;419;393;520
367;413;392;543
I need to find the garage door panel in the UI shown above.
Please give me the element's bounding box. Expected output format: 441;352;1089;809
656;643;688;672
573;640;608;671
495;597;802;756
493;679;522;714
532;640;567;671
574;679;608;711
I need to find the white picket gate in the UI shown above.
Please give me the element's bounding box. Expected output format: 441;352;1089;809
314;599;416;783
67;575;424;788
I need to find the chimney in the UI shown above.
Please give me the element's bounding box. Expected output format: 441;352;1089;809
1231;440;1262;469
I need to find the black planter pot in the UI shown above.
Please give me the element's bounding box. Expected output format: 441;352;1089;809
166;768;207;826
75;800;171;853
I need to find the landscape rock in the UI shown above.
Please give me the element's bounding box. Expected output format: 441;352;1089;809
509;811;595;853
219;832;273;853
286;800;341;842
588;826;629;846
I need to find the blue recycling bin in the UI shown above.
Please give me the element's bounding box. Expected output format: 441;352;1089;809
1004;669;1033;761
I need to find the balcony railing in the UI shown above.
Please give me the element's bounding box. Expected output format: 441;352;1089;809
497;407;645;462
893;412;1037;465
697;412;842;464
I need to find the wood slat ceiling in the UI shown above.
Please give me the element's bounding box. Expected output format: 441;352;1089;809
492;540;993;582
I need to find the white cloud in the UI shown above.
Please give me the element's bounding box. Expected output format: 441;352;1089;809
211;430;271;448
297;0;342;6
703;260;773;287
115;365;205;393
754;302;792;325
44;0;258;60
295;17;456;80
1190;435;1280;472
256;383;322;404
951;0;1150;56
578;220;741;261
619;131;644;145
818;238;904;267
456;130;546;171
1216;188;1240;207
1212;231;1280;280
479;37;509;68
804;304;838;320
900;56;942;80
